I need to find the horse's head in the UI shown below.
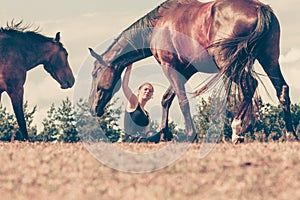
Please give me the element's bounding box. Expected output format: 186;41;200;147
88;48;122;117
44;32;75;89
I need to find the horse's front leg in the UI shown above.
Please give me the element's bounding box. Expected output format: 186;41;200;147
8;88;29;141
160;85;176;141
162;66;196;142
176;84;196;142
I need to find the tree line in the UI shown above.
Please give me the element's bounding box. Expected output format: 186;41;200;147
0;97;299;143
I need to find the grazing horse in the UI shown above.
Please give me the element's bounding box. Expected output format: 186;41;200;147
89;0;297;143
0;22;75;141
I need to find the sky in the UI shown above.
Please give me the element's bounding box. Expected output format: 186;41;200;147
0;0;300;129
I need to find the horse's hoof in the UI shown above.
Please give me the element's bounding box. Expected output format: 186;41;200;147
232;135;244;145
162;130;173;141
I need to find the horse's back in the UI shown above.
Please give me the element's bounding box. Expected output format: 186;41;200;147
151;0;267;51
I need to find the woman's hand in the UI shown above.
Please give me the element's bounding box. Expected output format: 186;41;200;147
126;65;132;71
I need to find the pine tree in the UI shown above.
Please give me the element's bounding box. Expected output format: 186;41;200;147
39;104;60;142
23;102;38;141
0;104;15;141
75;99;107;142
75;98;123;143
2;101;38;141
98;98;123;142
56;98;79;142
193;97;212;140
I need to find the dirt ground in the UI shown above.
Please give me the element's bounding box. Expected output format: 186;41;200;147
0;141;300;200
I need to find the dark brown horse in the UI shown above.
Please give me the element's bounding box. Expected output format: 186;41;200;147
89;0;297;143
0;22;75;141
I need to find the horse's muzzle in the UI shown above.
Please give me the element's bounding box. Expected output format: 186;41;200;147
61;77;75;89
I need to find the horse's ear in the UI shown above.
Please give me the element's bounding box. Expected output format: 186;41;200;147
55;32;60;42
89;48;108;67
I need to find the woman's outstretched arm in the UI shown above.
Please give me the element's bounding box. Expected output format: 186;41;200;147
122;65;138;110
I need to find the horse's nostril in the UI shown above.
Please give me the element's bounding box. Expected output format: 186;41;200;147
67;80;72;88
70;77;75;87
61;78;75;89
61;83;69;89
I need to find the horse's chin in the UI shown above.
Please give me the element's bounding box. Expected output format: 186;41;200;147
60;80;75;89
61;85;69;89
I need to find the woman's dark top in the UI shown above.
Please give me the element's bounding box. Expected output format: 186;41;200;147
124;103;150;137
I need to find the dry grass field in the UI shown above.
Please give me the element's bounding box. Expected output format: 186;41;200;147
0;141;300;200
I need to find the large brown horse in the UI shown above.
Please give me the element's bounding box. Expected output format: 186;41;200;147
89;0;297;143
0;22;75;141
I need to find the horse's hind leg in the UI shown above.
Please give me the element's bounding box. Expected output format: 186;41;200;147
160;86;176;141
257;22;298;141
259;60;298;141
232;73;258;144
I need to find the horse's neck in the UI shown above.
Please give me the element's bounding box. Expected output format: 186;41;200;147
26;49;44;70
14;37;49;71
101;2;162;69
102;36;152;70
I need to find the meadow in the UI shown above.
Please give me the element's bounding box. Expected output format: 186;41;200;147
1;142;300;200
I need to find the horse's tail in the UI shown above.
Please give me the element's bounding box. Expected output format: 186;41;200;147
194;4;273;130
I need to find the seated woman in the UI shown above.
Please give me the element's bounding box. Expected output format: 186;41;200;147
122;65;162;143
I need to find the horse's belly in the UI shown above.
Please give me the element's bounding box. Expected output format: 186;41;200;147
189;53;219;74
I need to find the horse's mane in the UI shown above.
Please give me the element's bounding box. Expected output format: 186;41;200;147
1;20;55;43
103;0;198;56
122;0;198;36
